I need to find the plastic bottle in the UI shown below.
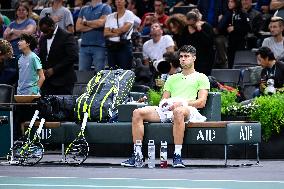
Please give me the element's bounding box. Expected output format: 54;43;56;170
147;140;155;168
160;141;167;168
134;140;143;168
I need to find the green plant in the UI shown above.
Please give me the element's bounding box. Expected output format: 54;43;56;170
211;89;239;115
250;93;284;141
147;89;163;106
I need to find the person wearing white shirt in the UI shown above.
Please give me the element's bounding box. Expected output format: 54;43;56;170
142;22;175;65
104;0;134;70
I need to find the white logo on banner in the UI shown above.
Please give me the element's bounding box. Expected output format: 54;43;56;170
240;126;253;141
197;130;216;141
41;129;52;139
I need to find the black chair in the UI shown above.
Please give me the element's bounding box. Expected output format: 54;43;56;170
73;71;95;95
239;66;262;100
233;50;258;69
0;84;14;111
211;69;241;87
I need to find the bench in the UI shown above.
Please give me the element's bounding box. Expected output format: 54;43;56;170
24;92;261;165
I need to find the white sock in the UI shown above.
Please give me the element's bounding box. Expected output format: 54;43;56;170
174;145;182;156
134;144;142;154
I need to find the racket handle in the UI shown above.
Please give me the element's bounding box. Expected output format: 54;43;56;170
36;118;45;135
82;112;88;130
28;110;40;129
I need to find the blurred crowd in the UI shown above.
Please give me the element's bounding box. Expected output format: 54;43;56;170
0;0;284;95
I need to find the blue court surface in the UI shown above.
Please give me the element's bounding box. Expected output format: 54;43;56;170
0;156;284;189
0;176;283;189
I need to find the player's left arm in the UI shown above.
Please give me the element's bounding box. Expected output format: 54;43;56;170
187;89;209;109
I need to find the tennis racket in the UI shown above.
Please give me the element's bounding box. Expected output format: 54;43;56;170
65;112;89;166
8;110;39;164
18;118;45;166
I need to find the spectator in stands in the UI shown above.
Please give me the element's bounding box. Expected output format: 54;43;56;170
21;0;41;23
178;10;214;75
135;0;154;18
197;0;229;69
255;0;271;14
121;45;210;168
40;0;74;33
262;16;284;60
38;15;78;95
255;46;284;96
155;51;182;87
127;0;138;15
104;0;134;70
34;0;47;10
142;22;175;65
17;34;45;95
0;13;11;26
72;0;86;33
241;0;264;49
0;40;13;63
0;39;14;84
139;0;169;35
218;0;250;69
166;13;187;48
270;0;284;14
76;0;112;72
3;3;37;60
0;15;7;39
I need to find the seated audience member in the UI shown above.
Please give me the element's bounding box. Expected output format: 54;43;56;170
262;16;284;60
38;15;78;95
121;45;210;168
241;0;264;49
143;22;175;65
255;0;271;14
3;4;37;60
270;0;284;18
104;0;134;70
139;0;169;35
17;34;45;95
255;46;284;96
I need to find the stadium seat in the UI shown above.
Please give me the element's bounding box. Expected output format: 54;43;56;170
211;69;241;87
0;84;14;111
233;50;258;69
73;71;95;95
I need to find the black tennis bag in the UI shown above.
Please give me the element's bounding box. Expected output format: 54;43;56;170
74;69;135;122
37;95;78;121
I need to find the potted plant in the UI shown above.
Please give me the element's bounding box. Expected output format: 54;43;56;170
250;93;284;141
147;89;163;106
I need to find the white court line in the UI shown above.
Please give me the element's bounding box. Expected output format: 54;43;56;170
88;178;137;180
0;184;221;189
29;177;78;179
2;177;284;183
190;180;284;184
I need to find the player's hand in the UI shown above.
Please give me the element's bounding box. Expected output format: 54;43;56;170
168;102;183;111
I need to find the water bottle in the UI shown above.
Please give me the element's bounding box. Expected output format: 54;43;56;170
134;140;143;168
160;141;167;168
147;140;155;168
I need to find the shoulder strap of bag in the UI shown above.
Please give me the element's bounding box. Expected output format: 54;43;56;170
116;13;133;39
